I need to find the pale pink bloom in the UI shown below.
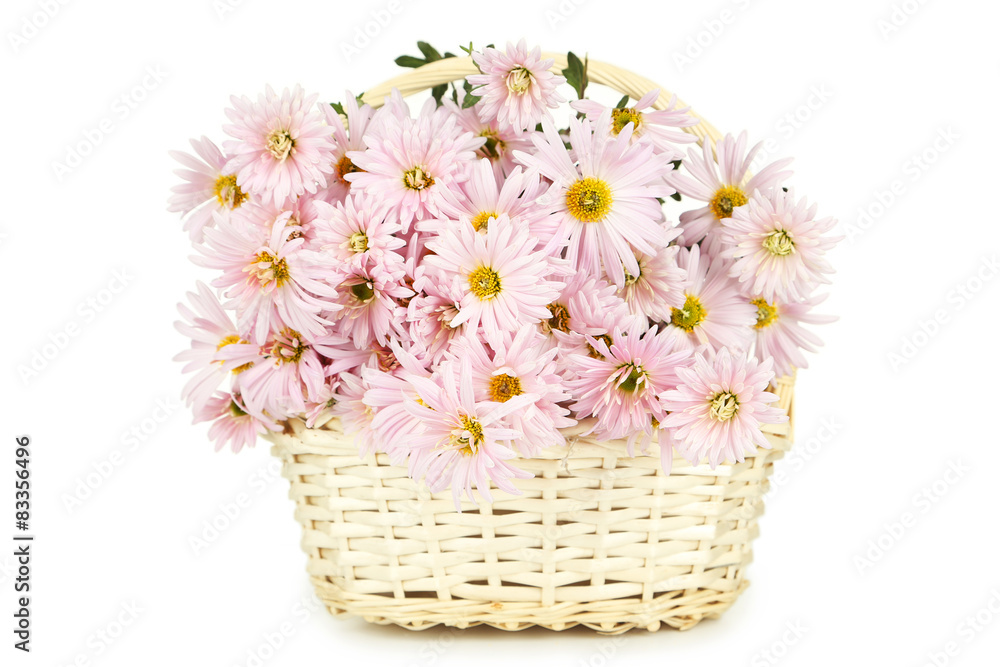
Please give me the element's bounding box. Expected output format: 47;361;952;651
664;245;756;353
321;90;376;202
304;377;340;428
442;95;536;176
194;211;340;345
567;323;689;447
572;90;699;159
721;188;839;301
616;233;688;321
426;159;557;250
347;91;483;231
402;360;536;507
228;327;326;420
174;281;247;409
424;214;563;343
241;196;323;248
662;348;787;468
515;113;674;287
449;328;575;456
195;392;280;453
327;371;377;451
362;341;434;460
668;132;793;253
749;292;837;378
407;265;466;364
468;39;566;134
168;136;247;242
330;265;412;349
313;194;406;272
223;85;336;207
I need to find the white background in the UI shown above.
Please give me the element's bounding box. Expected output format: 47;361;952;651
2;0;999;665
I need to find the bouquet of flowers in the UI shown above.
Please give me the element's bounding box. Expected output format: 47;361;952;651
171;40;839;508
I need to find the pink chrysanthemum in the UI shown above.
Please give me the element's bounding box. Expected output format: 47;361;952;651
749;292;837;378
668;131;793;252
223;85;336;207
662;348;787;468
616;234;688;321
424;214;563;343
402;360;536;507
194;210;340;345
515;112;674;287
572;90;699;159
407;265;466;364
195;392;280;453
329;265;412;349
362;342;434;460
468;39;566;134
313;194;406;272
346;91;483;232
427;159;558;250
225;327;326;420
567;323;688;447
449;328;575;456
329;371;379;454
721;188;839;302
321;90;375;203
664;245;756;353
168;136;248;242
442;94;536;176
174;281;249;409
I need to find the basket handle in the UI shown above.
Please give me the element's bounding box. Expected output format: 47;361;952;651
359;53;722;145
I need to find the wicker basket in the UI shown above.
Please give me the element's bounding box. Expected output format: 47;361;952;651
265;54;797;634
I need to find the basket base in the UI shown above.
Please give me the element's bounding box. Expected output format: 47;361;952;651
311;576;750;634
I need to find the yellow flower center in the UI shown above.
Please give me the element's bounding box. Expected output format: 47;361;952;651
266;129;294;161
763;230;795;256
403;166;434;190
751;297;779;329
470;211;498;232
565;177;613;223
214;174;247;209
478;129;506;160
488;373;523;403
216;334;253;373
611;107;643;135
545;303;571;334
336;154;363;184
506;67;533;94
229;400;248;418
709;392;739;422
587;333;613;359
670;294;707;332
617;364;645;393
468;266;502;300
709;185;748;220
249;251;289;288
348;231;369;253
270;329;306;365
454;415;485;456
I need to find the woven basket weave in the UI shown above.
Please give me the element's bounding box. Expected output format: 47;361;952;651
265;54;797;633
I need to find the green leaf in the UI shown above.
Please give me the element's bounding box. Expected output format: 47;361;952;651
417;41;442;62
670;160;682;170
462;93;482;109
615;95;630;109
562;51;589;100
395;55;427;69
670;192;682;201
431;83;448;106
329;101;346;116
